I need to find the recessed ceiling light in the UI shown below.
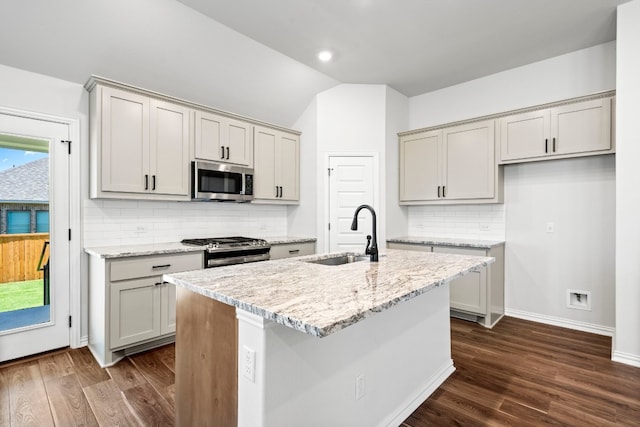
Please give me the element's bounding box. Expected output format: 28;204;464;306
318;50;333;62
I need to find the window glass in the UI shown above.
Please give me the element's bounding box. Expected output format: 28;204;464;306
36;210;49;233
7;211;30;234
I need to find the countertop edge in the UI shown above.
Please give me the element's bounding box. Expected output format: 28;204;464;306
387;236;505;249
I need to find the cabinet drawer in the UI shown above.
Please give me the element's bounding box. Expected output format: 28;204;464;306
110;252;202;281
270;242;315;260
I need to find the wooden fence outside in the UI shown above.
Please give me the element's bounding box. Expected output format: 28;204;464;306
0;233;49;283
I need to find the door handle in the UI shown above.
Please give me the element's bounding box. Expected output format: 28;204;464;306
144;174;149;190
438;186;441;198
152;175;156;191
443;186;446;198
275;186;279;197
545;138;548;153
553;137;556;152
226;146;230;160
279;186;283;198
221;146;225;159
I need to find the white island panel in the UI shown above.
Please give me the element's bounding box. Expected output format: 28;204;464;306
237;283;452;427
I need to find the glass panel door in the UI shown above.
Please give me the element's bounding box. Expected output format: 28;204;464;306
0;113;70;362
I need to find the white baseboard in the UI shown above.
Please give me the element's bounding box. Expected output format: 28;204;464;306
612;350;640;368
504;309;615;337
381;360;455;427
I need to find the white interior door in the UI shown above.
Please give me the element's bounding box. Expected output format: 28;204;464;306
328;156;375;253
0;113;70;362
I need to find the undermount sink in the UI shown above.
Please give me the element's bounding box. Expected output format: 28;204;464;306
305;254;370;266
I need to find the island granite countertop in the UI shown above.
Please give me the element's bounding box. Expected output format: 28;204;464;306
387;236;505;249
163;249;494;338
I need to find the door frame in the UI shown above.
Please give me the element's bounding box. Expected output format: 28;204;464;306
323;152;379;253
0;105;82;349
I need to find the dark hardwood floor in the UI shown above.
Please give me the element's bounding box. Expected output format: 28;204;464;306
1;316;638;426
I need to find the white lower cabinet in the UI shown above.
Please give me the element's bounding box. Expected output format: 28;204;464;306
89;251;202;367
388;242;504;328
269;241;316;260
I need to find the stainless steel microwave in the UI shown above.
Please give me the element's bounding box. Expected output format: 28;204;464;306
191;161;254;202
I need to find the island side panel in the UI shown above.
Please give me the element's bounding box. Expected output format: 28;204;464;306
175;287;238;427
237;283;454;427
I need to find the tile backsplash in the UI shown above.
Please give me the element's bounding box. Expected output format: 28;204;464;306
407;204;505;240
83;199;288;247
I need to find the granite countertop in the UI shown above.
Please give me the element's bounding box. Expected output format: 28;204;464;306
387;236;505;249
163;249;494;338
84;242;204;259
84;236;317;259
264;236;316;245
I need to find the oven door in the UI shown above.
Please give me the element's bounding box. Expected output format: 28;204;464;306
192;161;253;201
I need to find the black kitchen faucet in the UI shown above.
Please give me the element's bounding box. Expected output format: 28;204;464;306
350;204;379;262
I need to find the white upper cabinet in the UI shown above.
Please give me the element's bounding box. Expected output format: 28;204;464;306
399;120;500;204
90;84;190;200
500;97;612;163
194;110;253;167
443;120;496;200
253;125;300;203
399;130;440;201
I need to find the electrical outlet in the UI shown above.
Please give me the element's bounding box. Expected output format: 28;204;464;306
242;346;256;382
479;224;490;231
355;375;365;400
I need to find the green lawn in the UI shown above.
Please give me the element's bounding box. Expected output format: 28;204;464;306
0;279;44;313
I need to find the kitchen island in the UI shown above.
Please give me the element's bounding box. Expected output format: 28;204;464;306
164;249;494;427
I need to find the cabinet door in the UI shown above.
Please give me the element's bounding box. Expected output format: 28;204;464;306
278;132;300;201
226;118;253;167
254;127;277;200
110;277;161;349
194;110;224;161
551;98;611;155
399;131;441;201
443;120;495;200
150;99;190;196
101;86;149;193
195;111;253;166
433;246;487;315
160;282;177;335
499;110;550;161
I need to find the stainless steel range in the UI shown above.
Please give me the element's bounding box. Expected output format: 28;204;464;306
181;236;270;268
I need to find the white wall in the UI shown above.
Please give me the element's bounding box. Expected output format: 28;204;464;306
314;85;388;252
614;0;640;366
384;87;410;239
504;156;615;330
409;41;616;130
288;98;319;238
407;42;617;331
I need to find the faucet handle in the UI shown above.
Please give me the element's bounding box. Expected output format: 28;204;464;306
365;235;372;254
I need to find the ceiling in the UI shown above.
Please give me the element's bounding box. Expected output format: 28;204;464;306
0;0;628;127
178;0;626;96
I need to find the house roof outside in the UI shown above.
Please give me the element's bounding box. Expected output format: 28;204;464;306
0;158;49;203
